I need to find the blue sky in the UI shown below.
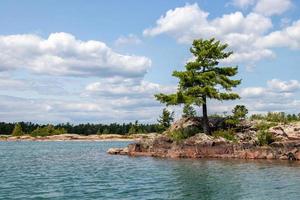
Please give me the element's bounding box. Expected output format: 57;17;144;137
0;0;299;124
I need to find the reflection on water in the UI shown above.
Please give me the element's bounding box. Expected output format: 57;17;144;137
0;141;299;200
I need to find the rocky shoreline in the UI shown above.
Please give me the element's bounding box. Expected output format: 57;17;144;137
108;118;300;161
0;133;156;142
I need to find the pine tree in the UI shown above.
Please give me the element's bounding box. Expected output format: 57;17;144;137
128;120;138;134
157;108;174;131
182;104;197;118
232;105;248;120
12;123;24;136
155;38;241;135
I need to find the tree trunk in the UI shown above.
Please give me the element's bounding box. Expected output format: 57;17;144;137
202;96;211;135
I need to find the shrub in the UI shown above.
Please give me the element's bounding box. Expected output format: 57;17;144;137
250;114;265;120
254;121;278;131
168;126;200;141
212;129;236;142
182;104;196;118
224;117;239;128
257;130;275;146
250;112;300;124
232;105;248;120
30;125;66;137
12;123;24;136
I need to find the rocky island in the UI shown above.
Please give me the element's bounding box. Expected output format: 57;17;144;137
108;117;300;161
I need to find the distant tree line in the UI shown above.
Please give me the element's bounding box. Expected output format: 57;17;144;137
0;121;160;135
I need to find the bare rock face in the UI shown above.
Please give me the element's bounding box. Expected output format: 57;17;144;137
168;116;228;134
269;126;288;141
107;147;129;155
268;123;300;141
168;117;202;133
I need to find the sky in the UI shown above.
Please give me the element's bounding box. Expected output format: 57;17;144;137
0;0;300;124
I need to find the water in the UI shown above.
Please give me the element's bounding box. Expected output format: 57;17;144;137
0;141;299;200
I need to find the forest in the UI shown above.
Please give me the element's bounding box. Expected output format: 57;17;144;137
0;121;159;136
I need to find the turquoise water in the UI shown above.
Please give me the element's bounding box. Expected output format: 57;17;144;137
0;142;299;200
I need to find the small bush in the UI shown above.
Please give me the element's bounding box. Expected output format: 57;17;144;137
212;129;236;142
12;123;24;136
250;112;300;124
254;121;278;131
232;105;248;120
168;126;200;141
257;130;275;146
30;125;66;137
224;117;239;128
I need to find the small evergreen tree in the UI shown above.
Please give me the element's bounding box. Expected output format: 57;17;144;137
232;105;248;120
157;108;174;131
12;123;24;136
182;104;197;118
155;38;241;134
102;128;110;134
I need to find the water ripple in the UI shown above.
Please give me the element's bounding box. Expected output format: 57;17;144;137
0;141;300;200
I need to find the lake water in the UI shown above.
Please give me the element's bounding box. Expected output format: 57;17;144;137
0;141;299;200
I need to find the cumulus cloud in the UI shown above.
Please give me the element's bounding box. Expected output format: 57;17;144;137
267;79;300;92
254;0;292;16
231;0;293;16
0;32;151;78
143;3;299;65
143;3;276;64
257;20;300;49
114;34;142;46
207;78;300;115
236;79;300;113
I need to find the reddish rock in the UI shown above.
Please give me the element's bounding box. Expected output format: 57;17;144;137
108;121;300;161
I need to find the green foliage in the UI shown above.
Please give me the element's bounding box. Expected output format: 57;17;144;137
232;105;248;120
254;121;278;131
0;122;161;136
30;125;66;137
212;129;236;141
128;120;144;134
224;117;239;128
157;108;174;132
257;130;275;146
168;126;200;142
155;38;241;134
250;112;300;124
12;123;24;136
182;104;197;118
155;38;241;105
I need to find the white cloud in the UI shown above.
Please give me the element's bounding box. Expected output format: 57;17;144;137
257;20;300;49
0;77;27;91
143;3;211;43
143;3;276;64
236;78;300;113
0;32;151;78
0;75;70;96
0;94;166;124
254;0;292;16
240;87;266;98
85;78;175;98
267;79;300;92
114;34;142;46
